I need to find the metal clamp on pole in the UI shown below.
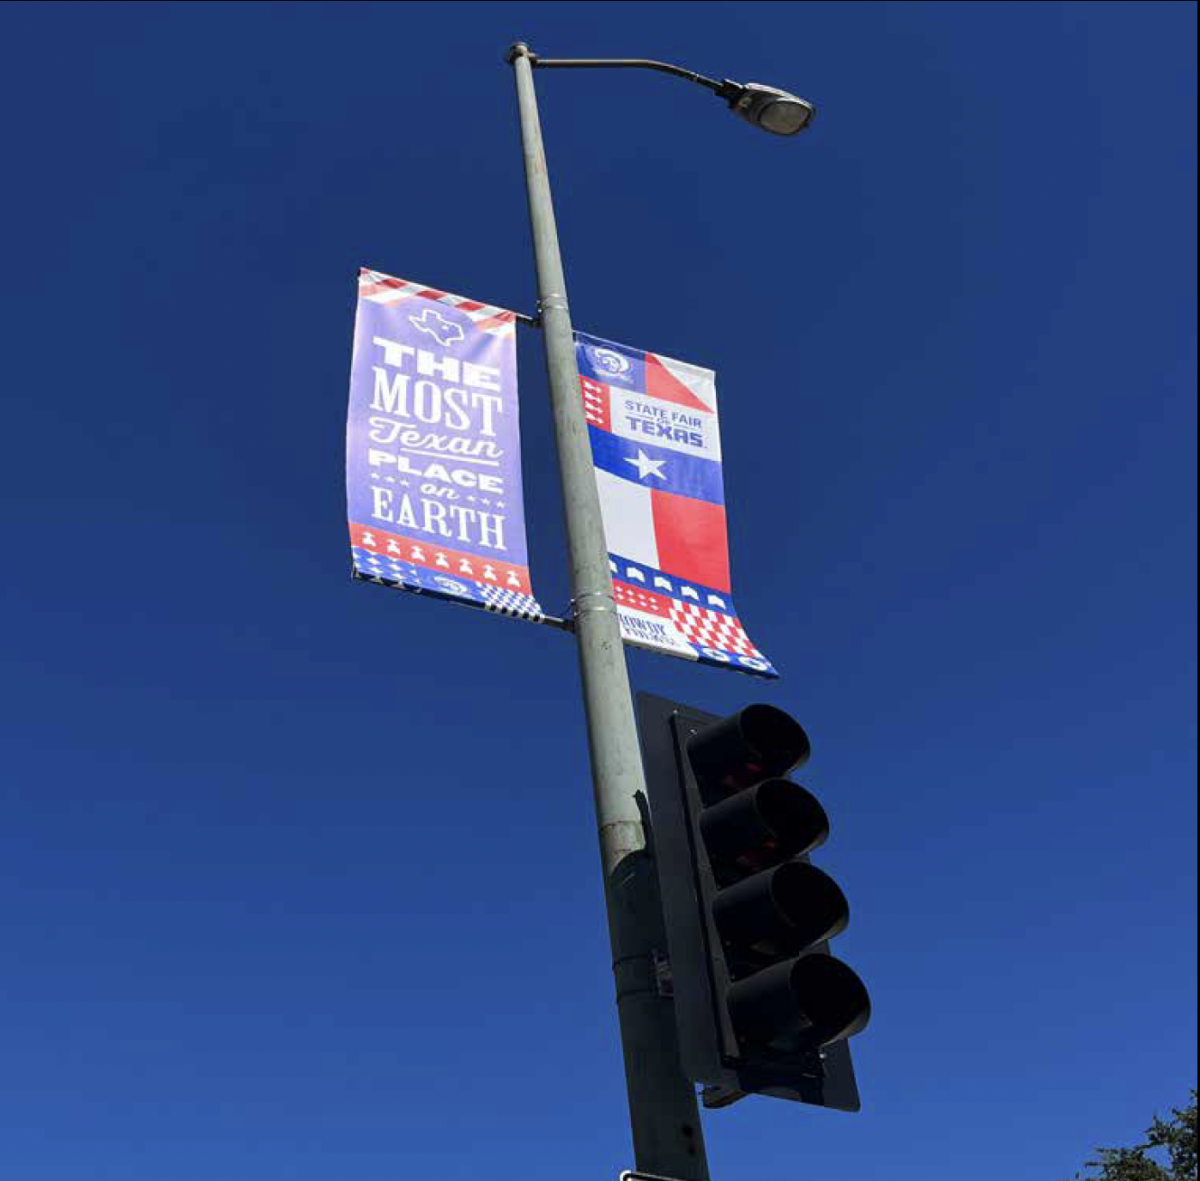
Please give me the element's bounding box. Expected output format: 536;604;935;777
572;590;619;620
538;292;570;314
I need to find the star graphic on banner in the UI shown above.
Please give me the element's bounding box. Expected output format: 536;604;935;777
625;450;667;481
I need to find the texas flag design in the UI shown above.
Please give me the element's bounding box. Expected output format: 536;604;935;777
576;331;777;678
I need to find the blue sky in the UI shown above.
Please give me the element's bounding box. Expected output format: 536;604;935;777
0;3;1195;1180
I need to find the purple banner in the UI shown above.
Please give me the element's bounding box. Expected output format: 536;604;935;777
347;269;543;622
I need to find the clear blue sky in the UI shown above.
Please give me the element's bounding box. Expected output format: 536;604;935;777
1;4;1195;1180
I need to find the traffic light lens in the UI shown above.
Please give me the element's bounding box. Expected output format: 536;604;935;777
739;705;812;776
687;704;812;797
701;779;830;873
728;953;872;1051
713;861;849;956
758;780;830;857
773;862;850;948
788;954;873;1046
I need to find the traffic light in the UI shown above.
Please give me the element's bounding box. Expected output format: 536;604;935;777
637;694;871;1112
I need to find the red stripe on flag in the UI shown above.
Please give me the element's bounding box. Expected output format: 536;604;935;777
471;314;515;333
650;489;731;594
359;282;407;299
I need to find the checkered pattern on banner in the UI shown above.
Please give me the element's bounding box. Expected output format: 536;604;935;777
357;269;517;339
668;602;763;659
354;548;420;587
352;555;545;626
479;587;544;622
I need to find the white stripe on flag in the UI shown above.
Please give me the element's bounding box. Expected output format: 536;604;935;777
595;469;659;569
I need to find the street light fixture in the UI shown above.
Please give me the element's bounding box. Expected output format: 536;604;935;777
724;81;816;136
522;49;817;138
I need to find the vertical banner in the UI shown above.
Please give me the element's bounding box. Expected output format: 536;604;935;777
347;269;544;622
575;331;778;678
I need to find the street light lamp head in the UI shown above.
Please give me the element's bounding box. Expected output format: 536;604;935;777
725;82;816;136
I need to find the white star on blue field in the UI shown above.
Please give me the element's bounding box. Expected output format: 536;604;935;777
625;448;668;481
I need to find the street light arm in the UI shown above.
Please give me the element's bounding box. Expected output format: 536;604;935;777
526;54;734;97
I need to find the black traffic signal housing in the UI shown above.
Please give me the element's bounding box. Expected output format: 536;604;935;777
637;694;871;1112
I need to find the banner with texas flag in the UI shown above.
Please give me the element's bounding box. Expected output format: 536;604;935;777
347;269;544;624
575;331;778;678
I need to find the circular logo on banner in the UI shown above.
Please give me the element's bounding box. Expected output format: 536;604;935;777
589;346;632;380
434;577;471;597
738;656;772;674
699;648;772;675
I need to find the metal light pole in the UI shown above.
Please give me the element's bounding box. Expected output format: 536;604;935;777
506;42;814;1180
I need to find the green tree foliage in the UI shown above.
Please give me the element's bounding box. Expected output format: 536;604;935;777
1074;1092;1198;1181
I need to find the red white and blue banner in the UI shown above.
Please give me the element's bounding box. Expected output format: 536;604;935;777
576;331;778;678
347;269;544;623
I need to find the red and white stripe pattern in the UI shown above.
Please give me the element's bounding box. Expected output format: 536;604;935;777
357;268;518;339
